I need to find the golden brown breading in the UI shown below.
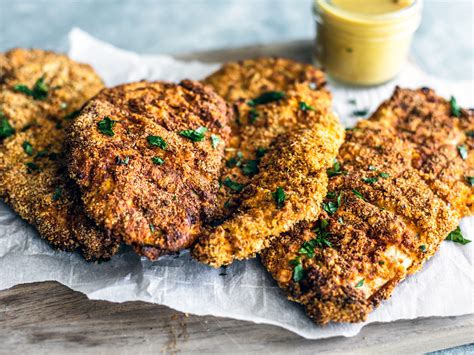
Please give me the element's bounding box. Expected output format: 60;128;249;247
261;87;473;324
0;48;118;260
67;80;232;258
192;58;344;267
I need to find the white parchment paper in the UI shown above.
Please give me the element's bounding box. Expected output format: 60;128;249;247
0;28;473;339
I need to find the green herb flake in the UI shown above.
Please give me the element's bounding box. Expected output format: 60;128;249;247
52;187;62;202
379;172;390;179
247;91;285;107
450;96;461;117
115;156;130;166
64;109;81;120
352;108;369;117
256;147;266;158
322;201;338;215
352;189;365;201
378;261;385;266
445;226;471;245
223;177;245;192
355;279;364;288
242;159;259;176
362;177;378;184
299;101;315;112
25;162;40;172
14;75;49;100
466;130;474;138
466;176;474;186
419;244;427;252
226;152;243;168
248;108;259;124
179;126;207;142
147;135;167;150
368;165;377;171
22;141;33;156
457;144;468;160
0;113;15;139
97;116;116;137
211;134;220;149
149;223;155;233
292;262;305;282
327;159;343;177
338;217;344;225
272;187;286;209
151;157;164;165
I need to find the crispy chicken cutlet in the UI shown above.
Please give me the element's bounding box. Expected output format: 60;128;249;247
261;87;473;324
67;80;232;259
192;58;344;267
0;48;119;260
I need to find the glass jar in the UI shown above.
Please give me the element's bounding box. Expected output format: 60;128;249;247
313;0;423;86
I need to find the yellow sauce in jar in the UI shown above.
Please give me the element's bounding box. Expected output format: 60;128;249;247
313;0;423;86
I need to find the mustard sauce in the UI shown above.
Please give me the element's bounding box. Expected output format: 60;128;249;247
313;0;422;85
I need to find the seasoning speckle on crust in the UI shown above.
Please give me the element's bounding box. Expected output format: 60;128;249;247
261;87;473;324
67;80;232;258
0;48;119;260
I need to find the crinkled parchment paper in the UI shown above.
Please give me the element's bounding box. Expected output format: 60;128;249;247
0;28;472;339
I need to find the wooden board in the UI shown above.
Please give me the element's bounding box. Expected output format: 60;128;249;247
1;41;473;354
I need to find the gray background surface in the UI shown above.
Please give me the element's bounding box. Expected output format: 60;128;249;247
0;0;473;353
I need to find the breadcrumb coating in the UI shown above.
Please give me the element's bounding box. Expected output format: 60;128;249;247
67;80;232;258
0;48;118;260
261;87;473;324
193;58;344;266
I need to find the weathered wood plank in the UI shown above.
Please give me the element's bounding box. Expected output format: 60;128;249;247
0;282;473;354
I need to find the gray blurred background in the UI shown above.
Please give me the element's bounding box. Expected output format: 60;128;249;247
0;0;473;81
0;0;473;353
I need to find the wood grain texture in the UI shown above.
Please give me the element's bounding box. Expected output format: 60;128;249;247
1;42;473;354
1;282;473;354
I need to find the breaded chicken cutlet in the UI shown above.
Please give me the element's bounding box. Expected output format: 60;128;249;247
0;48;119;260
192;58;344;267
67;80;232;259
261;87;473;324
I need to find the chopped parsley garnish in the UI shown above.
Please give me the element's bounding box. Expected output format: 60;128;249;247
338;217;344;224
242;159;259;176
445;226;471;245
256;147;266;158
466;176;474;186
313;219;332;248
322;201;338;215
368;165;377;171
97;116;116;136
14;76;49;100
362;177;378;184
151;157;164;165
22;141;33;156
450;96;461;117
211;134;220;149
115;156;130;165
149;223;155;233
352;189;365;201
272;187;286;209
226;151;243;168
378;261;385;265
299;101;315;111
0;112;15;139
25;162;40;172
223;177;245;192
466;130;474;138
352;108;369;117
457;144;468;160
248;108;259;124
147;135;167;150
291;259;305;282
247;91;285;106
52;187;62;201
179;126;207;142
419;244;427;252
327;159;344;177
355;279;364;288
36;149;49;158
379;172;390;179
